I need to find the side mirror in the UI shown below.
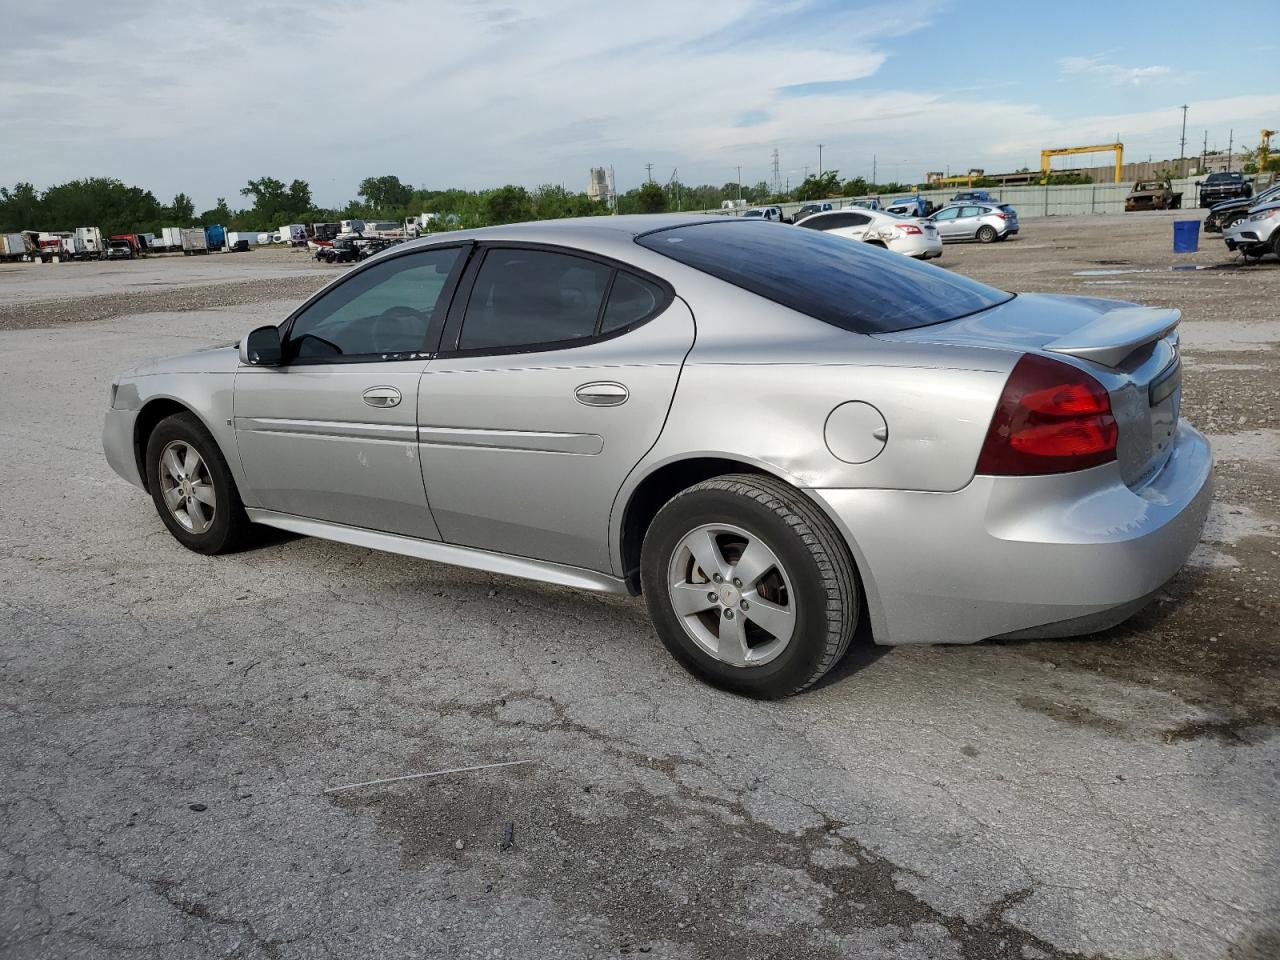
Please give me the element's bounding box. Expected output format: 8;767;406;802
239;325;283;366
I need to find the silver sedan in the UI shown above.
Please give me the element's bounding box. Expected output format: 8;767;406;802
929;203;1020;242
103;216;1211;697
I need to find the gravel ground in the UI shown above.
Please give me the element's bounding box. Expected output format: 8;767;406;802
1;214;1277;960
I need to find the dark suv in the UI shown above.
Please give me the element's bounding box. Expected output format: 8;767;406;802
1197;172;1252;208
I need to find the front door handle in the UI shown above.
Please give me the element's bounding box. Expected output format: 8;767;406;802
362;386;402;408
575;381;629;407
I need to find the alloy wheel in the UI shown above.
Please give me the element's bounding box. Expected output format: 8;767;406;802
158;440;216;534
666;523;796;667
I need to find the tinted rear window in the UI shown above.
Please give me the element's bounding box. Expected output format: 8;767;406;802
635;220;1013;334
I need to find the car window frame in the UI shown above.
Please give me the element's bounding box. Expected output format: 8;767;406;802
437;241;676;359
277;241;473;366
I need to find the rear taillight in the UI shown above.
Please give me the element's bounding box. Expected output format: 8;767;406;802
976;354;1117;475
994;213;1009;220
895;223;923;235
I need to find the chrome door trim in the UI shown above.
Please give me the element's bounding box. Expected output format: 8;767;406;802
245;508;629;594
234;417;418;443
417;425;604;456
574;381;630;406
362;386;402;408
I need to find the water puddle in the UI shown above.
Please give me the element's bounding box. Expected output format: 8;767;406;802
1072;263;1247;277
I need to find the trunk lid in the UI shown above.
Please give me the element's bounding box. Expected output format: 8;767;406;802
877;293;1182;488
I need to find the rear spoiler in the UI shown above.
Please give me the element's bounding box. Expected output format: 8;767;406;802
1045;306;1180;367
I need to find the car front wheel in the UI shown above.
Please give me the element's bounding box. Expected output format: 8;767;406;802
145;412;252;555
640;474;859;698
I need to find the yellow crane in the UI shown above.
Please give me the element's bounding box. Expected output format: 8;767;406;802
1040;143;1124;183
1260;129;1276;172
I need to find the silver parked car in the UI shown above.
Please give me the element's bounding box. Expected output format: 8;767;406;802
103;216;1211;697
929;203;1019;242
1222;201;1280;261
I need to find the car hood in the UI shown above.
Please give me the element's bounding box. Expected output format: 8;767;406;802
121;342;239;378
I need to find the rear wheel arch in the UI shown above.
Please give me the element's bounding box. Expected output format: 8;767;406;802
619;457;784;593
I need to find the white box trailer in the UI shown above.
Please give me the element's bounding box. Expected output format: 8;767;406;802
181;228;208;255
279;224;307;246
75;227;105;257
225;231;258;249
158;227;186;251
2;233;32;259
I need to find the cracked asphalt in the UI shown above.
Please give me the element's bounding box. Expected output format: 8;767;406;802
2;221;1278;959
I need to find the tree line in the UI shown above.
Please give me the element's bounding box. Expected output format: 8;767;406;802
0;171;927;237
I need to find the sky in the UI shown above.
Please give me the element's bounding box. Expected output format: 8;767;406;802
3;0;1278;210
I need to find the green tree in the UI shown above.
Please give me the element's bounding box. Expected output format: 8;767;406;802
240;176;312;224
169;192;195;222
634;181;667;213
358;175;413;213
484;185;534;225
793;170;841;201
0;182;42;231
531;184;600;220
841;177;868;197
199;198;233;226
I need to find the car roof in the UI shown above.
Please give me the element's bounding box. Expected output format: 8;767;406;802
399;214;724;253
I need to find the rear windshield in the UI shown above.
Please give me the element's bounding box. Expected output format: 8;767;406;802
636;220;1013;334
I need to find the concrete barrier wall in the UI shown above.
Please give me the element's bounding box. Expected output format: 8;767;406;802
694;176;1275;220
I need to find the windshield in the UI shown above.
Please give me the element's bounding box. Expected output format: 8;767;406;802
636;220;1013;334
1207;173;1242;183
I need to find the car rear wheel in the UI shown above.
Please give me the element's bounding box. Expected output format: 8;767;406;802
977;225;997;243
145;412;252;555
640;474;859;698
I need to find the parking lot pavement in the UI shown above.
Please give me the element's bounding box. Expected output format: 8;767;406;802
1;225;1278;960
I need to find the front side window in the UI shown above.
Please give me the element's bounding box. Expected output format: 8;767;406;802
933;207;960;221
287;247;462;361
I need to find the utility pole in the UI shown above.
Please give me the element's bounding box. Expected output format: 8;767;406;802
872;154;877;186
818;143;824;177
644;163;654;183
1201;130;1208;175
736;165;742;202
771;148;781;195
1178;104;1188;173
1227;129;1234;171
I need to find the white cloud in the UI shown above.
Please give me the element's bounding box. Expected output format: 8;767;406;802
0;3;1275;207
1059;55;1171;87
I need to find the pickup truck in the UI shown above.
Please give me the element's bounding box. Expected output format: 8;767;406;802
950;190;997;205
1124;179;1182;212
1197;172;1252;208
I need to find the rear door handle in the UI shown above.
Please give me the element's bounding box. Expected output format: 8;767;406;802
362;386;402;408
575;381;629;407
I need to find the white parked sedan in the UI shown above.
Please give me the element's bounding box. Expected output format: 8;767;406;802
796;208;943;259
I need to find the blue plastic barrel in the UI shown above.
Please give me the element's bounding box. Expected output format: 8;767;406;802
1172;220;1200;253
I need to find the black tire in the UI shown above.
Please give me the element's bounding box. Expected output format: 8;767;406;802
1172;196;1182;209
145;412;252;555
976;225;997;243
640;474;859;698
